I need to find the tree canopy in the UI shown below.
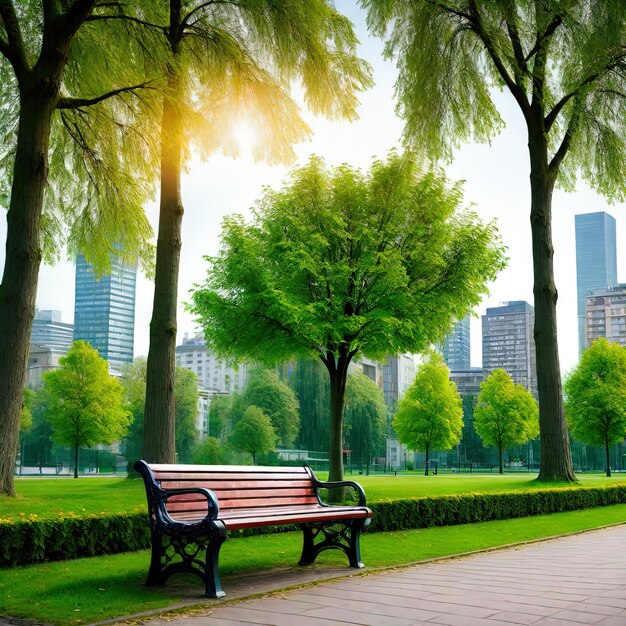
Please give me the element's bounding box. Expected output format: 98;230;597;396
393;352;463;475
565;338;626;477
474;369;539;474
362;0;626;482
43;341;131;478
190;152;506;481
229;405;276;464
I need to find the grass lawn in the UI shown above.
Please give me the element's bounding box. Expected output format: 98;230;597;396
1;504;625;625
2;472;626;519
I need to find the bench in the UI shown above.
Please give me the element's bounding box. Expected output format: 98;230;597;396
134;460;373;597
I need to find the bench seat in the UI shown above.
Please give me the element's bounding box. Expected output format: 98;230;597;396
134;460;372;597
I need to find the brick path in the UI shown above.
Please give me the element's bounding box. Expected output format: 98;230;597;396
142;525;626;625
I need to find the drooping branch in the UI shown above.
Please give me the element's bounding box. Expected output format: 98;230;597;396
85;13;166;33
180;0;243;31
56;81;154;109
0;0;28;73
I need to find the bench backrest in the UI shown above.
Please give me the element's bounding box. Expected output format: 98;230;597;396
147;463;318;517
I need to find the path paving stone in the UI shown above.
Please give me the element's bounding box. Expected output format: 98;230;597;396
139;525;626;625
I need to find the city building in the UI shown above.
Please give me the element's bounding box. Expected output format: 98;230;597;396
382;354;416;410
575;212;617;354
482;301;537;396
73;253;137;374
438;315;471;370
449;368;485;466
30;309;74;357
585;284;626;347
175;333;249;394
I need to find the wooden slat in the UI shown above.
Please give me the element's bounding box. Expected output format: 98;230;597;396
164;487;314;500
159;480;313;491
166;496;318;513
154;472;308;482
150;464;308;474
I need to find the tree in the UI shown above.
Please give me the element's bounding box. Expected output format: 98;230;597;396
393;353;463;475
474;369;539;474
142;0;373;465
344;372;386;469
121;357;198;467
43;341;131;478
363;1;626;482
0;0;158;495
192;437;231;465
291;359;330;452
190;153;506;481
233;369;300;447
564;338;626;478
229;405;276;463
207;395;231;439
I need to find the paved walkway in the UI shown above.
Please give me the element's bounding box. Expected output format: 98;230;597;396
143;525;626;626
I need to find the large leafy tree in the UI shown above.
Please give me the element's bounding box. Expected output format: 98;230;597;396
121;357;199;467
564;338;626;478
474;369;539;474
231;369;300;447
363;0;626;481
141;0;374;464
0;0;158;495
229;405;276;464
344;372;386;469
43;341;131;478
190;153;506;481
393;352;463;475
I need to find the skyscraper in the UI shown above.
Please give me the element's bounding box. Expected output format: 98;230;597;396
439;315;471;370
73;254;137;373
575;212;617;354
585;284;626;347
482;301;537;396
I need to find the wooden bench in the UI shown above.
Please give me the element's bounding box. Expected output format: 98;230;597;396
134;460;373;597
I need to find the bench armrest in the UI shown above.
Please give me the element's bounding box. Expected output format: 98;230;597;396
157;486;220;527
306;469;367;507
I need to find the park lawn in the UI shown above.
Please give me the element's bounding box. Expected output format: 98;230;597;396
2;473;626;519
1;504;625;625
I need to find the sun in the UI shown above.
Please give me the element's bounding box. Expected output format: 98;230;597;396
232;120;257;156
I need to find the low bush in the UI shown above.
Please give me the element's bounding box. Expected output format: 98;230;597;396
2;485;625;566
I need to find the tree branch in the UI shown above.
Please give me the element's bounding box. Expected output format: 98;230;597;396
84;13;166;32
0;0;28;73
525;14;563;62
502;1;527;77
56;81;154;109
180;0;242;30
63;0;99;37
548;96;583;174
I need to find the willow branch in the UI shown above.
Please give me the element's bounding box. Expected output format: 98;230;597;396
57;81;153;109
85;13;166;32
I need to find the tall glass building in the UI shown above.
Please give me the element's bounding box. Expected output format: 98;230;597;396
31;309;74;357
439;315;471;371
575;212;617;354
73;254;137;374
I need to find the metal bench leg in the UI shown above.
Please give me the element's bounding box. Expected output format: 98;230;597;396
298;524;316;565
146;530;165;586
204;526;227;598
347;519;366;569
299;519;368;568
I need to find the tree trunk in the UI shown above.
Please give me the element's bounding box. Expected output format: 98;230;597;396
425;444;429;476
0;91;56;496
325;350;351;484
252;451;256;464
605;440;611;478
499;445;503;474
74;447;79;479
143;6;184;464
528;124;576;483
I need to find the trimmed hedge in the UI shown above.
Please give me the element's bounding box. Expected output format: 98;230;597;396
2;485;626;566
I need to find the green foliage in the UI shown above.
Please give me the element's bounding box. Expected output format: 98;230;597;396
191;153;506;365
233;369;300;447
474;369;539;468
344;372;387;465
393;353;464;461
363;1;626;198
565;338;626;460
208;395;232;439
229;405;276;463
291;359;330;452
19;388;34;433
191;437;232;465
121;358;199;465
43;341;131;456
368;485;626;533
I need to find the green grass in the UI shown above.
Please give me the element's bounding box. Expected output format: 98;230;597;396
2;473;626;519
1;504;625;625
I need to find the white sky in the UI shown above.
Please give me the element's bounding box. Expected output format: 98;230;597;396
2;1;625;376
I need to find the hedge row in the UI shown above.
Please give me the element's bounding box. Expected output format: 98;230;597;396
2;485;625;566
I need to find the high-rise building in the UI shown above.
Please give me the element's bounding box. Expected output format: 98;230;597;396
449;368;485;465
439;316;471;370
482;301;537;396
382;354;416;409
575;212;617;354
175;333;249;393
73;254;137;373
30;309;74;357
585;284;626;347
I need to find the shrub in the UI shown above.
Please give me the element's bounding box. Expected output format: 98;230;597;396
2;485;625;566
